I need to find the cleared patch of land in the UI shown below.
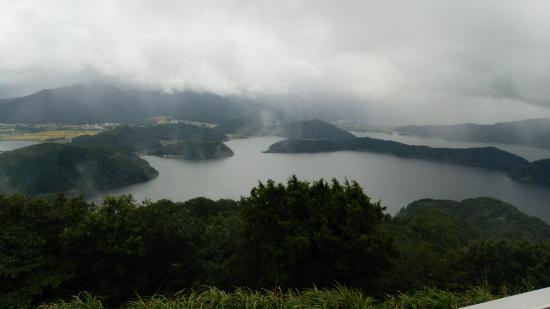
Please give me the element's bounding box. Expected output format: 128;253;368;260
0;130;99;141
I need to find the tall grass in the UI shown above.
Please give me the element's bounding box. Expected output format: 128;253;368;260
39;286;502;309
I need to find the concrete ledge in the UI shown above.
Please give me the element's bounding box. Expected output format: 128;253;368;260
462;287;550;309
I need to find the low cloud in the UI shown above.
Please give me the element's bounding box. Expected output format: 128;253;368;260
1;0;550;123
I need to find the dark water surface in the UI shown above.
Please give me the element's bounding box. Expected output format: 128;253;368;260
100;136;550;222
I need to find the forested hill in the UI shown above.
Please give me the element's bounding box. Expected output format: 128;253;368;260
396;197;550;241
73;123;233;160
509;159;550;185
274;119;356;140
215;117;356;140
264;120;550;186
0;143;158;195
150;140;234;160
382;196;550;292
0;83;278;124
266;136;529;172
3;177;550;307
396;118;550;149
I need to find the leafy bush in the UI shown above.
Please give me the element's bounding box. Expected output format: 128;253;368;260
2;177;550;307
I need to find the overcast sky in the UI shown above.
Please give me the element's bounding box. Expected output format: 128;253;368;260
1;0;550;124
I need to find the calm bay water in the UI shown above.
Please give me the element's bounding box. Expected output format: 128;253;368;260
100;136;550;222
3;138;549;222
0;141;38;152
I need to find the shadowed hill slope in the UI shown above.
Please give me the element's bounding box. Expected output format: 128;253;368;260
0;143;158;195
0;83;279;124
509;159;550;185
266;136;529;172
396;197;550;241
73;123;233;160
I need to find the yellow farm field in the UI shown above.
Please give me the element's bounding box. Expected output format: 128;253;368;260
0;130;99;141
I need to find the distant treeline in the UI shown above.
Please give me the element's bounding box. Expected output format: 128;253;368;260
2;177;550;307
265;121;550;186
396;118;550;149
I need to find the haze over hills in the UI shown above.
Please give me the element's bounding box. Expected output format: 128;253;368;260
4;1;550;307
264;119;550;186
396;118;550;149
0;83;281;124
0;83;144;123
274;119;357;140
0;143;158;195
215;118;356;140
72;119;353;161
73;123;234;160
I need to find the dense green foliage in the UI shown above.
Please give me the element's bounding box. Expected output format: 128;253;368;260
40;286;502;309
0;178;396;307
396;118;550;149
381;197;550;292
397;197;550;241
267;137;529;171
0;143;158;195
151;140;234;160
239;177;392;290
2;178;550;308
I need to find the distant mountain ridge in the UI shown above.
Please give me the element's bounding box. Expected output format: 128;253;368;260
0;83;280;124
396;118;550;149
0;83;143;123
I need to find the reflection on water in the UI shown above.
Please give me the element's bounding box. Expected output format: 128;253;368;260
100;136;550;223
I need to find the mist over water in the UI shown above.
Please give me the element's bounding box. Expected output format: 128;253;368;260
100;136;550;223
352;131;550;162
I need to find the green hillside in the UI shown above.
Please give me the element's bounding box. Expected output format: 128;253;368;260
2;178;550;307
396;197;550;242
266;137;529;172
73;123;233;159
151;140;234;160
0;143;158;195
